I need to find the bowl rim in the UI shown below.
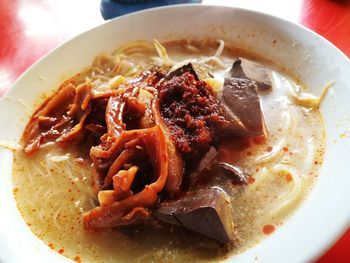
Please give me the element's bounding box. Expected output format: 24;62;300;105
3;4;349;99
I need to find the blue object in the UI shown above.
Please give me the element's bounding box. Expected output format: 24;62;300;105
100;0;202;20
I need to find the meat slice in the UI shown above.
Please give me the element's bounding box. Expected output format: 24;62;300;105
189;147;251;186
189;146;218;186
165;63;212;81
84;125;170;229
230;58;272;90
220;78;267;137
154;187;234;244
152;99;184;195
22;82;92;154
216;162;248;185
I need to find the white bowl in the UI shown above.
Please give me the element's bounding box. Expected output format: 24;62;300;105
0;4;350;263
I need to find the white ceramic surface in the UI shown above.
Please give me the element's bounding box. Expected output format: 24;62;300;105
0;4;350;263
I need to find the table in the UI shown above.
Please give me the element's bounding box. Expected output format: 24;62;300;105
0;0;349;262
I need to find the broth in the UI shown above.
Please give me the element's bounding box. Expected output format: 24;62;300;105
12;39;325;262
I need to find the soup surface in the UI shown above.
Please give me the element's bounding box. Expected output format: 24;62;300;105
12;39;325;262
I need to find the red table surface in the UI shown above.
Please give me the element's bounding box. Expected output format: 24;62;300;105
0;0;349;262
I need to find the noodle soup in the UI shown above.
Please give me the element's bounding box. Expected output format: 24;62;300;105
12;39;325;262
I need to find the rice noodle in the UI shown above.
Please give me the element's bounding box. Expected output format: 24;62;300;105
254;138;286;164
282;107;297;134
248;167;270;191
198;56;226;69
269;164;303;218
254;106;298;165
214;39;225;57
47;153;71;162
301;137;315;174
289;81;333;108
53;205;62;229
185;44;200;52
114;41;155;56
153;39;177;66
197;39;226;69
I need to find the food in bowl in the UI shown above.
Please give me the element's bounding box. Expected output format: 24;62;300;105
12;39;327;262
